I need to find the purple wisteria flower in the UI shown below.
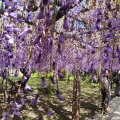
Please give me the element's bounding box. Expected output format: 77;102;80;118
87;45;93;50
25;72;31;79
105;33;111;38
93;75;97;82
43;0;48;5
96;18;101;23
56;91;64;101
9;101;14;107
24;84;31;91
14;70;18;77
48;40;53;53
35;53;41;63
5;0;15;7
108;21;112;27
9;12;17;18
63;2;70;10
58;32;65;43
2;112;9;120
18;89;22;95
99;0;103;2
10;102;22;117
40;77;46;87
5;24;13;31
106;2;112;10
91;49;95;54
37;25;42;31
34;34;41;44
12;108;20;116
37;7;44;19
58;70;64;78
47;110;52;117
46;12;50;26
19;98;25;105
63;17;69;30
104;48;108;53
104;58;109;63
116;46;119;53
31;95;39;105
22;76;27;84
7;52;13;58
15;102;23;109
113;11;117;18
96;24;102;30
18;28;32;38
97;8;102;15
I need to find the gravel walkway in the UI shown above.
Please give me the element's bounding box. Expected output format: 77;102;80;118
93;96;120;120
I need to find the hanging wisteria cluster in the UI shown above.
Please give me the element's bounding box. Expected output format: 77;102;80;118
0;0;120;119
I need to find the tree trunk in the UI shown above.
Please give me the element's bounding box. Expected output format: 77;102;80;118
72;71;81;120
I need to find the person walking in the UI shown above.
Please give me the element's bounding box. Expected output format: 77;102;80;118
114;70;120;96
101;81;108;114
101;70;112;113
105;70;112;112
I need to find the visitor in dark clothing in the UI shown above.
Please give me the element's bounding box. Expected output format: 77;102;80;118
114;71;120;96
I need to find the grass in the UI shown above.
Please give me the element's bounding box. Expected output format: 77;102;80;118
0;74;112;120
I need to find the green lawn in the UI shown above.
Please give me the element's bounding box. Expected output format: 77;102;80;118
1;73;115;120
